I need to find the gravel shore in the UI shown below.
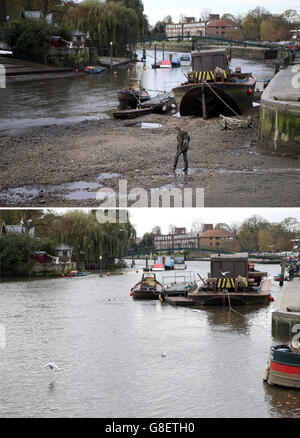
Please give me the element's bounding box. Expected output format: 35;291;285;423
0;107;299;207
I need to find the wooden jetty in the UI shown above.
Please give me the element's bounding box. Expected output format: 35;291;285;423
272;277;300;338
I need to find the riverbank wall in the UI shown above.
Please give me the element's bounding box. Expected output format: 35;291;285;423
8;261;77;278
45;47;94;68
272;277;300;339
143;41;282;61
259;65;300;157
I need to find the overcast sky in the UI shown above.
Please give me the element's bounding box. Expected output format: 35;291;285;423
128;208;300;236
142;0;299;24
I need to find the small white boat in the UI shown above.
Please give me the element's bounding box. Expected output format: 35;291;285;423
174;257;186;270
180;54;191;66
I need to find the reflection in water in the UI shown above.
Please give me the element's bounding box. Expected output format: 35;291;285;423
264;383;300;418
0;260;297;418
0;54;275;136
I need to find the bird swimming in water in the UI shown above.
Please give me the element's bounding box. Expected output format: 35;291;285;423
44;362;61;371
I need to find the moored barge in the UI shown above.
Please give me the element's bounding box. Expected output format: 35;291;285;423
172;49;256;118
189;253;272;306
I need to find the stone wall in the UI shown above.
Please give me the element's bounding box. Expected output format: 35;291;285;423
44;47;96;68
259;66;300;157
11;261;77;277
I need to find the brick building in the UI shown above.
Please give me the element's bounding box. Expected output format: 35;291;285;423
154;225;233;251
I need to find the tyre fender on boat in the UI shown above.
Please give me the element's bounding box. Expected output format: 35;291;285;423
263;362;270;382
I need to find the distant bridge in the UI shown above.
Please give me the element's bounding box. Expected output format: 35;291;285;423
127;247;233;257
139;34;275;49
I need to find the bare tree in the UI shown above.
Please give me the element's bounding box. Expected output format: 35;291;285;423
168;224;176;235
199;8;211;22
190;219;203;233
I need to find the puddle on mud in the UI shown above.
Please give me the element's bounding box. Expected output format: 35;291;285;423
1;167;299;204
0;173;122;203
140;123;163;129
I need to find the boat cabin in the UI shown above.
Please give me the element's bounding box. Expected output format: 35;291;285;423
210;253;249;278
192;49;228;73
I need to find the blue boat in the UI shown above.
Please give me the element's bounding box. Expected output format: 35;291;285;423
174;257;186;270
85;66;105;74
171;53;180;68
164;256;174;271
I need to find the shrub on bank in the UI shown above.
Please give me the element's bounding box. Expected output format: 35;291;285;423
0;233;38;275
2;19;72;61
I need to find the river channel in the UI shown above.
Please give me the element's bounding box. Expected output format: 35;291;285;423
0;260;299;418
0;52;275;136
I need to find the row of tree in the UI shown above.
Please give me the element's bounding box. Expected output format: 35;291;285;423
150;7;300;41
0;210;136;275
1;0;148;54
133;216;300;254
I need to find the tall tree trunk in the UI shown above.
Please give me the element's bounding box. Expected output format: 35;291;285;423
0;0;7;25
42;0;49;16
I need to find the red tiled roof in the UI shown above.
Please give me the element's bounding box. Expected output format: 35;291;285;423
207;19;238;27
200;229;233;238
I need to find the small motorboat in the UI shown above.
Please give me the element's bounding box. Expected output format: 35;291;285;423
117;79;151;109
85;66;105;74
112;107;154;119
130;273;164;299
160;60;171;69
174;257;186;270
152;263;165;272
266;344;300;388
68;270;88;278
180;54;191;66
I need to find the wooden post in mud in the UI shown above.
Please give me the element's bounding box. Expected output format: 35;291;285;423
202;87;208;119
110;41;113;72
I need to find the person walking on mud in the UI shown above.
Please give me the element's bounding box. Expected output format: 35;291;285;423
173;127;190;175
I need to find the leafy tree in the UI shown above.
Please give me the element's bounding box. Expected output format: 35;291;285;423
151;226;162;236
3;18;53;59
258;230;275;252
0;233;38;274
0;0;7;26
151;16;172;38
260;20;277;41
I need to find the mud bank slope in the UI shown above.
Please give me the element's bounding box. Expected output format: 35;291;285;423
0;107;299;207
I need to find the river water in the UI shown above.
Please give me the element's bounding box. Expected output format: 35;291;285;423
0;260;299;418
0;51;275;136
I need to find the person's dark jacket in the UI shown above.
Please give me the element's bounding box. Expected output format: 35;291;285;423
177;131;190;153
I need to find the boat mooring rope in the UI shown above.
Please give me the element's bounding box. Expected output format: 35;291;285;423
203;80;242;119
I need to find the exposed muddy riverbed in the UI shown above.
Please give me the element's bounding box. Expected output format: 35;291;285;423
0;107;299;207
1;55;298;207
